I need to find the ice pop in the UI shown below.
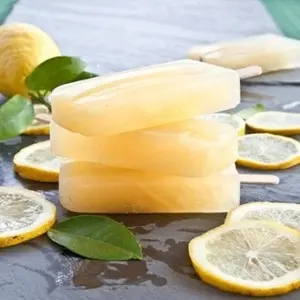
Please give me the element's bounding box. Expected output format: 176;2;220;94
51;117;237;177
188;34;300;74
59;162;240;213
50;59;240;136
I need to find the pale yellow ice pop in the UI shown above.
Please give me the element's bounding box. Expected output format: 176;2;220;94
50;59;240;136
59;162;240;213
51;118;237;177
188;34;300;74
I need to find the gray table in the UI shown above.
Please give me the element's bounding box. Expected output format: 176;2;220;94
1;1;300;299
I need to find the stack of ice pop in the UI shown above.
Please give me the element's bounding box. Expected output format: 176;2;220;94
50;59;242;213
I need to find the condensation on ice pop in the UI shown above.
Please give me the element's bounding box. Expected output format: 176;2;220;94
188;34;300;74
59;162;240;213
50;59;240;136
51;118;237;177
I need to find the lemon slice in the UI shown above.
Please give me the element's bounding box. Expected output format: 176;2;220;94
226;202;300;231
247;111;300;136
13;140;60;182
0;187;56;247
237;133;300;169
23;121;50;135
200;113;245;135
189;221;300;297
23;104;50;135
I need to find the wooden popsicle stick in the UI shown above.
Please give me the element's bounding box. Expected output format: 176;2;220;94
239;174;280;185
36;113;52;124
236;65;262;80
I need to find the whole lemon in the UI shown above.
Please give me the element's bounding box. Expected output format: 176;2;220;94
0;23;61;97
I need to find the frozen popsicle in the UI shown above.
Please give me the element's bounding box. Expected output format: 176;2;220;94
51;118;237;177
59;162;240;213
188;34;300;74
50;59;240;136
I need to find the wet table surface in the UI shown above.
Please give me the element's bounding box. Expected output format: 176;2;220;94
1;0;300;299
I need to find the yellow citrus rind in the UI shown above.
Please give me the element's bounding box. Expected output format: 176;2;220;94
189;221;300;297
13;140;59;182
0;187;56;247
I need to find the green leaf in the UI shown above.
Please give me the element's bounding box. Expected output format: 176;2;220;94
25;56;87;92
47;216;143;261
260;0;300;40
74;71;98;81
0;95;34;141
234;104;266;120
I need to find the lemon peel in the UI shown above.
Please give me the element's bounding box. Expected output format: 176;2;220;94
0;23;60;97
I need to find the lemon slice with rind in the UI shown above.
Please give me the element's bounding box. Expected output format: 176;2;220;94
189;221;300;297
23;104;50;135
13;140;60;182
0;187;56;247
247;111;300;136
237;133;300;170
23;120;50;135
226;202;300;231
200;113;245;136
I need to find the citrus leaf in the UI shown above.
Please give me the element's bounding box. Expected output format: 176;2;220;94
260;0;300;40
25;56;86;92
0;95;34;141
47;216;143;261
74;71;98;81
235;104;265;120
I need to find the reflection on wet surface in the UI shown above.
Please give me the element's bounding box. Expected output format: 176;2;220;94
72;260;167;289
0;213;222;292
39;216;220;290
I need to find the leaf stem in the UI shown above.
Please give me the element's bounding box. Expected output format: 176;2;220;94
29;91;52;112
